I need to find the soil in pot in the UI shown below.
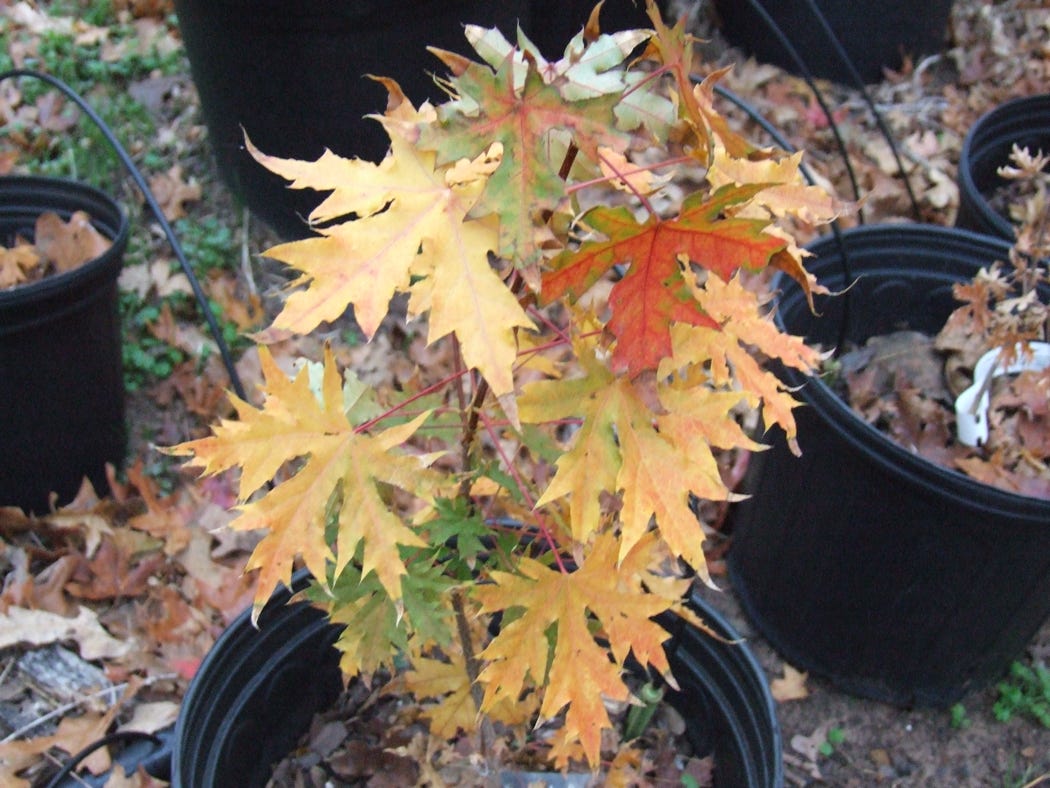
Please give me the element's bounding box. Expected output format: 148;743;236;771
727;224;1050;708
832;329;1049;500
265;668;715;787
0;176;129;513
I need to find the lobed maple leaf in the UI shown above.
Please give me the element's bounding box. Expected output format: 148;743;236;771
423;47;628;268
542;183;788;376
168;346;441;617
520;341;718;578
644;9;763;164
473;532;679;769
247;102;532;398
707;143;845;225
459;22;673;137
667;273;824;450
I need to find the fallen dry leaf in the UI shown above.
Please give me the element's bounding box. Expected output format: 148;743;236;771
148;164;201;220
0;241;39;288
0;606;131;660
34;210;111;273
790;721;833;763
117;700;180;735
117;259;192;299
771;663;810;702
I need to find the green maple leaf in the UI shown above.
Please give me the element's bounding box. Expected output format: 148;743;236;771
422;53;627;267
542;183;787;376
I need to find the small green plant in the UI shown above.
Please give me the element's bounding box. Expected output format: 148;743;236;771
622;682;665;741
993;660;1050;728
172;216;237;274
120;295;187;391
817;726;846;757
949;701;972;729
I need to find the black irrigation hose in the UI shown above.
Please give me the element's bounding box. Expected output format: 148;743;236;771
742;0;865;223
43;731;161;788
798;0;923;220
0;68;247;401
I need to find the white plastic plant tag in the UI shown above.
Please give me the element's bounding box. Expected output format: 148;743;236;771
955;341;1050;447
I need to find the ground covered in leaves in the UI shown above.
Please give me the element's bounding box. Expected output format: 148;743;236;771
0;0;1048;785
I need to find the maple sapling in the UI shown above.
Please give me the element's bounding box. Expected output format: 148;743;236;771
938;144;1050;496
170;1;840;775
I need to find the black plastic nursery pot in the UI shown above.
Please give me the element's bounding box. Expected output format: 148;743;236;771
173;0;529;240
0;176;129;513
956;93;1050;241
713;0;955;83
172;572;783;787
727;224;1050;707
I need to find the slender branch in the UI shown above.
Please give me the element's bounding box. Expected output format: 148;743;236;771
451;588;496;775
457;374;491;502
478;406;570;574
355;364;470;434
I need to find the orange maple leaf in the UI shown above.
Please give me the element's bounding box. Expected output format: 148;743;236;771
542;184;787;376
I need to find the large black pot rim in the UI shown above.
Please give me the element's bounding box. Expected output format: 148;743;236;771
727;221;1050;706
781;223;1045;520
173;571;783;787
956;93;1050;241
0;176;129;325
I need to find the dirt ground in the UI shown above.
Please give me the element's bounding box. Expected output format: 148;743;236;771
692;582;1050;787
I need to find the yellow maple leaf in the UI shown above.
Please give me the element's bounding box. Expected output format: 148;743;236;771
402;649;539;739
668;274;823;451
474;532;676;768
613;381;711;573
168;345;439;616
521;340;712;575
246;103;533;398
520;343;620;543
404;654;479;738
707;143;844;225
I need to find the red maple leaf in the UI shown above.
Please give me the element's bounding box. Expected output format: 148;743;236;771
542;183;786;375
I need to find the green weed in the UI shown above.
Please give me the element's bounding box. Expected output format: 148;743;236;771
949;702;972;729
120;295;186;391
994;660;1050;728
818;726;846;757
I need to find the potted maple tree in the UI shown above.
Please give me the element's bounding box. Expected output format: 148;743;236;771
727;149;1050;707
0;175;129;513
170;3;840;783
